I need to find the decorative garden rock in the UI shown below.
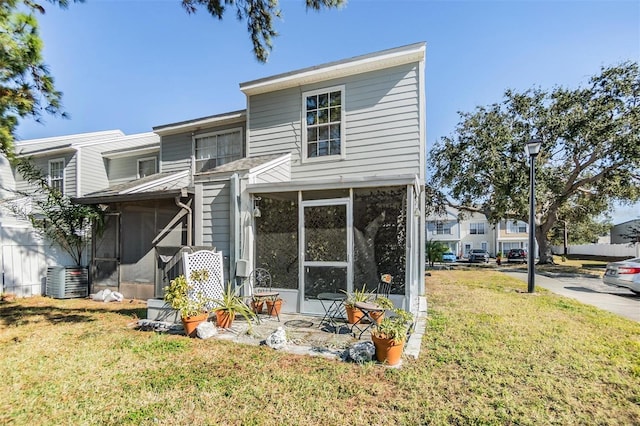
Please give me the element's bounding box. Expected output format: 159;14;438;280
265;327;287;350
348;341;375;363
196;321;218;339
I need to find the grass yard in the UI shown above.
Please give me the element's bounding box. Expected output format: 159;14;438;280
1;270;639;425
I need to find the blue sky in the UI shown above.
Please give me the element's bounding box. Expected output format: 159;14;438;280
16;0;640;222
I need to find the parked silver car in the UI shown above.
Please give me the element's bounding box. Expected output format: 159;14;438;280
602;257;640;294
468;249;490;263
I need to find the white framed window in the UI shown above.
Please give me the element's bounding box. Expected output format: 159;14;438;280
48;158;65;194
470;222;485;235
302;85;345;162
193;128;243;173
137;157;157;178
435;221;452;235
481;241;488;252
507;221;528;233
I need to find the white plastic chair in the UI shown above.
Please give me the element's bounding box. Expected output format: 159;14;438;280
182;250;224;310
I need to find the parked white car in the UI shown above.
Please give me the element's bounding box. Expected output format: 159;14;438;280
602;258;640;294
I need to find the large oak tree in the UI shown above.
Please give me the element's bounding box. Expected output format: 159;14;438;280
428;62;640;264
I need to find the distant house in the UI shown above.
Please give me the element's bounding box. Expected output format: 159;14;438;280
611;219;640;244
426;208;531;258
72;43;427;316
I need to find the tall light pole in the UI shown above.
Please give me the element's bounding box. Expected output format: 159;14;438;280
525;138;542;293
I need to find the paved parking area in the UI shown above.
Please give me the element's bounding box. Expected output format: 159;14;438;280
504;271;640;322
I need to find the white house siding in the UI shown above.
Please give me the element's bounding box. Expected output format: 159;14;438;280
78;144;110;196
13;130;124;155
160;123;247;174
248;64;422;181
252;161;291;184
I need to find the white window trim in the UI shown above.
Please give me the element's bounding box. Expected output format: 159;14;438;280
48;158;65;195
301;84;346;163
137;157;157;179
191;127;243;174
470;222;486;235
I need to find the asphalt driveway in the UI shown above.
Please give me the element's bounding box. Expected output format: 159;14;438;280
503;271;640;322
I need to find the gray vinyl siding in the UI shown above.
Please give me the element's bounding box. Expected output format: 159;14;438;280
248;63;422;180
160;123;247;174
201;180;231;257
15;153;77;196
107;154;160;186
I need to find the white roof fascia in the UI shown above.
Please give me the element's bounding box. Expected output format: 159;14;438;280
153;111;246;136
15;146;76;158
103;146;160;160
15;129;124;147
120;170;190;194
247;174;418;193
247;153;291;183
240;43;426;96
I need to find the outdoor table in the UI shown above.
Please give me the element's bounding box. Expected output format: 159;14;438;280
317;292;347;333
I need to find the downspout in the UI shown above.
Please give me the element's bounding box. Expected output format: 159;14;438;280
230;173;240;280
175;190;192;246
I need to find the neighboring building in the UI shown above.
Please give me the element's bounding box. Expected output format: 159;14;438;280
495;219;530;256
426;208;531;258
73;43;426;316
0;131;159;297
425;207;460;255
611;219;640;244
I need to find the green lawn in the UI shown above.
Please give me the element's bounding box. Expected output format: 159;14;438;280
1;270;638;425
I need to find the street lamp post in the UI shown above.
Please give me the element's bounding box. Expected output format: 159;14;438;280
525;138;542;293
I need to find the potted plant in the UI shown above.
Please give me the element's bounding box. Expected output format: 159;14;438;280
163;270;211;337
371;308;414;366
368;296;394;324
212;282;256;329
496;251;502;266
265;297;283;317
342;284;371;324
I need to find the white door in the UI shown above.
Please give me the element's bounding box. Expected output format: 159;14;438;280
300;198;352;314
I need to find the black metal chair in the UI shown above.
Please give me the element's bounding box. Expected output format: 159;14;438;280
351;274;393;339
246;268;280;322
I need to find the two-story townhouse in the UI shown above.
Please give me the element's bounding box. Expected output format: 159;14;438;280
78;42;427;316
425;207;461;255
496;219;530;256
0;130;159;297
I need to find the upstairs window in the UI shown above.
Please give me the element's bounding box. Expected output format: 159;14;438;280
303;86;345;160
507;221;528;233
470;222;485;235
137;157;157;178
194;128;242;173
435;221;452;235
48;159;64;194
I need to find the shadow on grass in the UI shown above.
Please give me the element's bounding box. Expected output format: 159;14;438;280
0;302;146;327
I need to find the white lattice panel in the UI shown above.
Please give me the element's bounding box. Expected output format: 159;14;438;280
182;250;224;309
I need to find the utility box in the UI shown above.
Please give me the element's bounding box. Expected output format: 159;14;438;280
46;266;89;299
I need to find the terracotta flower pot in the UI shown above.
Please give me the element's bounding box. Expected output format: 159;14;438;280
371;333;405;366
181;312;209;338
216;310;235;328
369;310;385;325
345;305;364;324
265;299;282;316
251;300;264;314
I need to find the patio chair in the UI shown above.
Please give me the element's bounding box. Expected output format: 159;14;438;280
245;268;280;322
182;249;224;311
351;274;393;339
